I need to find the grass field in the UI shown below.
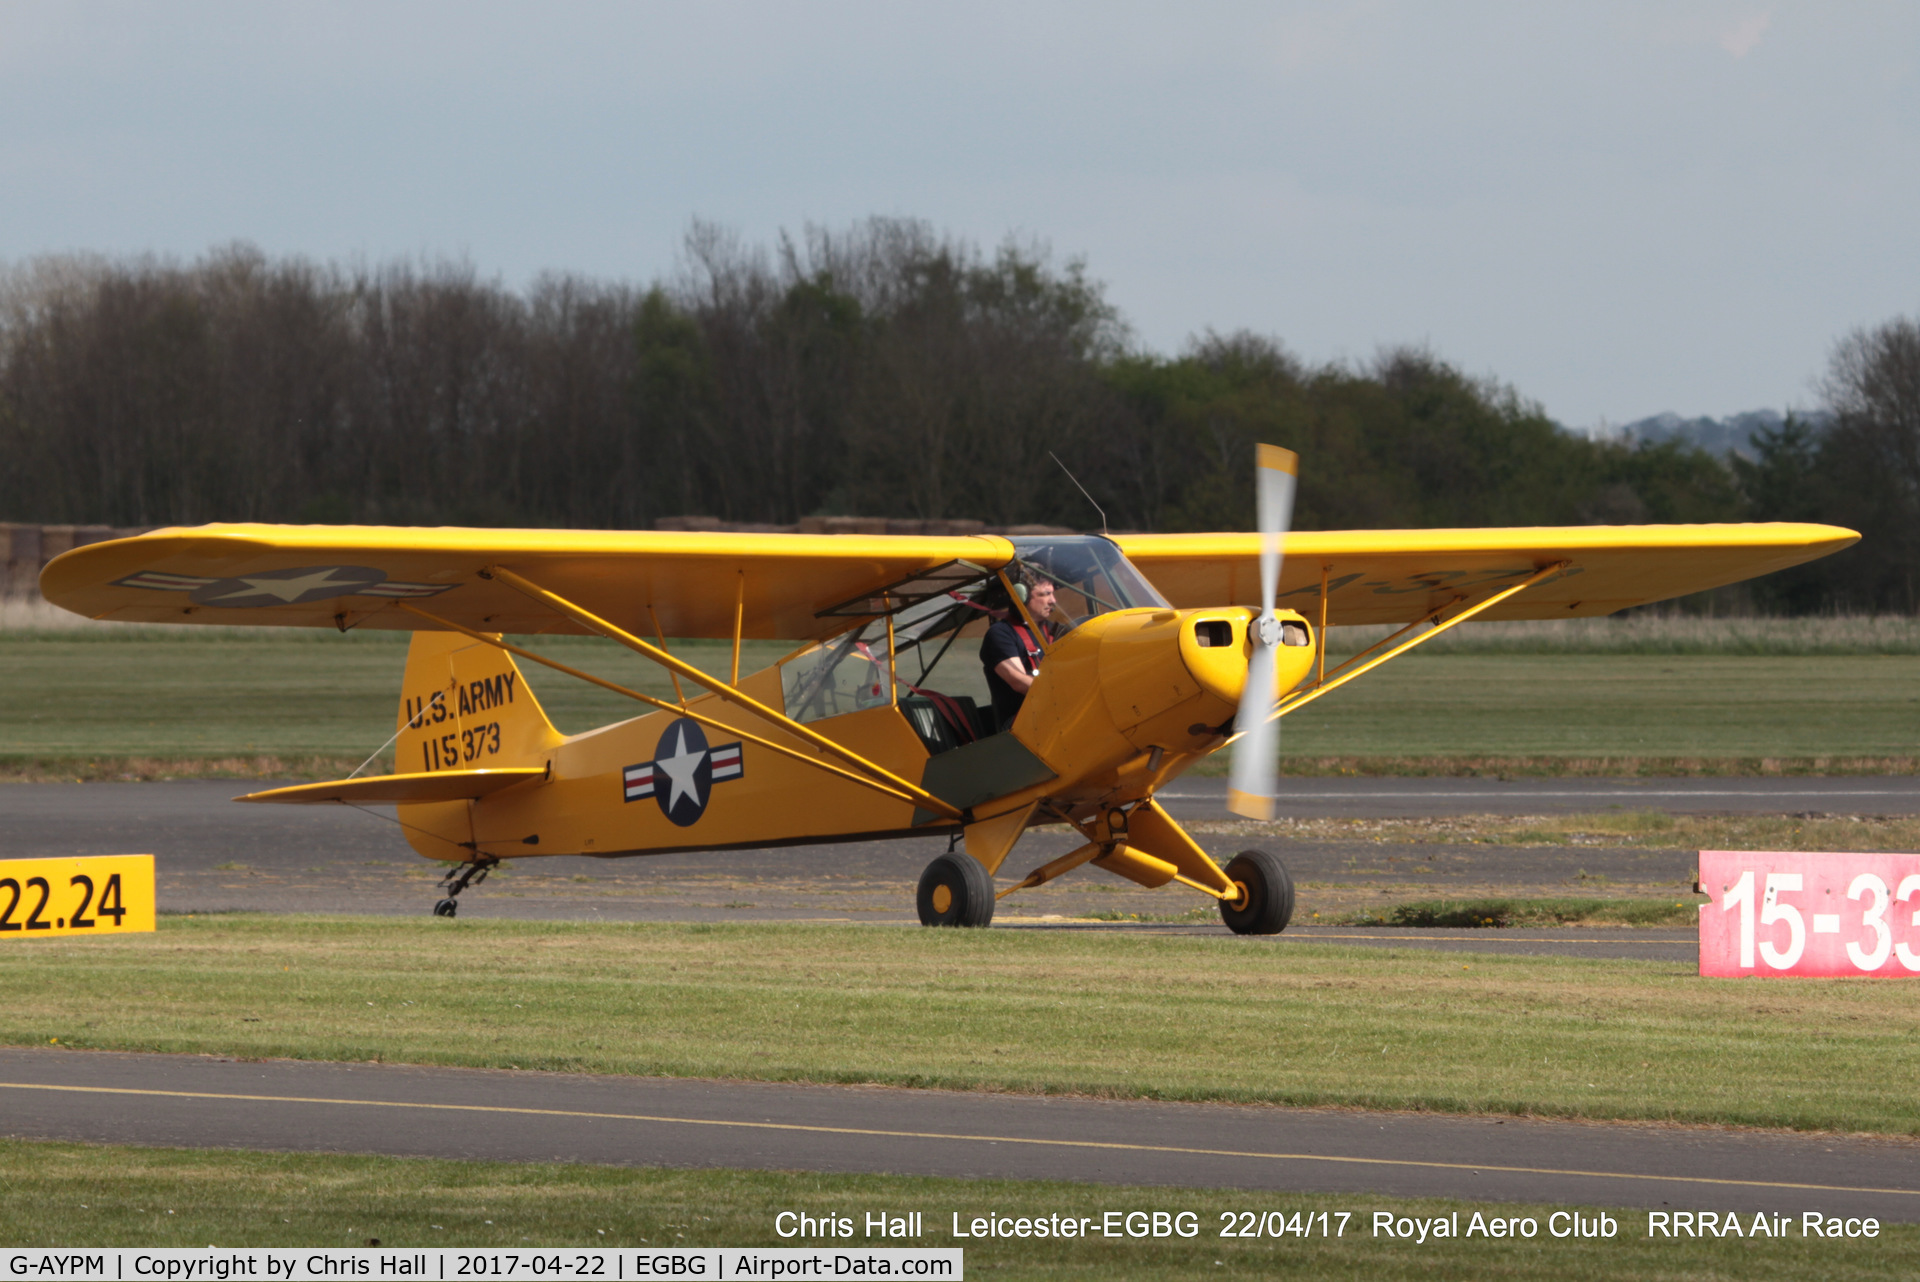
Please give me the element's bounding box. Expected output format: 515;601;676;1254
0;624;1914;775
5;610;1912;1267
1202;811;1920;853
0;632;790;771
1269;653;1920;760
3;1140;1913;1279
6;917;1918;1135
1324;613;1920;656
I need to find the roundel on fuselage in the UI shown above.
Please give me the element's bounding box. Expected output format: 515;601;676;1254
620;718;747;827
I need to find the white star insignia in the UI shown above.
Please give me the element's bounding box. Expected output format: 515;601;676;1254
204;568;367;603
652;724;708;814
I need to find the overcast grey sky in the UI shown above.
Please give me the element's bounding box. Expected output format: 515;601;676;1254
2;1;1914;427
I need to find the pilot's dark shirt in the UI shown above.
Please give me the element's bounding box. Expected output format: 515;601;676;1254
980;618;1045;728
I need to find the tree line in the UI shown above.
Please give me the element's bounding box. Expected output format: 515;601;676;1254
0;221;1912;612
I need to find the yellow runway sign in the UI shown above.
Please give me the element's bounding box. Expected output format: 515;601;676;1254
0;855;154;938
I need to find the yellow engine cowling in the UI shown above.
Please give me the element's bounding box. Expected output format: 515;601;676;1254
1178;606;1318;709
1012;606;1317;782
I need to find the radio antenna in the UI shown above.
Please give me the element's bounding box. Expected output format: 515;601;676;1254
1049;451;1108;535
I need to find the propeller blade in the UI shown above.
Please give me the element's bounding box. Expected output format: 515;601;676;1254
1227;444;1298;822
1255;443;1297;617
1227;639;1278;819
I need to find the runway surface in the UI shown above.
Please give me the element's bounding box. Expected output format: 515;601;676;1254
9;776;1902;958
0;779;1718;958
3;1048;1914;1221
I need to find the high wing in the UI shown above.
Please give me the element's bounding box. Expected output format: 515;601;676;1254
1114;523;1859;625
42;521;1859;638
39;524;1015;641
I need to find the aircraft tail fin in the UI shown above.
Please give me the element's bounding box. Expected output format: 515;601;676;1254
395;630;564;775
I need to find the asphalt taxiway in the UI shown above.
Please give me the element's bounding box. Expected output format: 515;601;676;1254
0;779;1721;958
7;775;1907;959
2;1048;1914;1222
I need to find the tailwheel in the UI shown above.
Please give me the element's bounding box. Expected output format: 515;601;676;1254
430;856;498;918
1219;849;1294;936
916;852;996;928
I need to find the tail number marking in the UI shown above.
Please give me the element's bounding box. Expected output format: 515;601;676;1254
422;722;503;772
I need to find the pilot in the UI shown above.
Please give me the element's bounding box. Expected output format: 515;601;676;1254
980;574;1056;729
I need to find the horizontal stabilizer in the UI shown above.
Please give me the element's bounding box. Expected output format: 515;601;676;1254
236;767;547;806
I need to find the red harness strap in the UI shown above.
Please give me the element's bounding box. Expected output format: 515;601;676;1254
858;640;980;745
919;689;979;744
1010;624;1044;674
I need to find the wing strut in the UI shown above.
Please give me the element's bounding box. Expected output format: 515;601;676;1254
475;565;968;821
1256;560;1570;730
395;603;940;815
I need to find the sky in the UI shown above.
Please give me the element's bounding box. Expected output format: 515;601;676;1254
2;1;1915;429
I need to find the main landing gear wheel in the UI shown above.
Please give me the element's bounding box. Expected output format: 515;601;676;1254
1219;849;1294;936
433;898;459;918
917;852;996;927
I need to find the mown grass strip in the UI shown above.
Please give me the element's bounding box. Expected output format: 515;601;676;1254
1324;614;1920;657
3;917;1917;1135
7;1139;1913;1278
0;754;389;782
1252;754;1920;778
0;634;794;759
2;629;1916;765
1271;654;1920;761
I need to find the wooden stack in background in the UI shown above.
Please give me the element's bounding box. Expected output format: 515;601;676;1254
1;524;152;600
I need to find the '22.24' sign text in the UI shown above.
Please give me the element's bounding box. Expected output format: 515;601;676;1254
1698;850;1920;977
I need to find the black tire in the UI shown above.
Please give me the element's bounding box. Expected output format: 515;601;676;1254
1219;849;1294;936
917;852;996;927
433;898;459;918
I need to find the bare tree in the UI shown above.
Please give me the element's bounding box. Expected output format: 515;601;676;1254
1820;316;1920;610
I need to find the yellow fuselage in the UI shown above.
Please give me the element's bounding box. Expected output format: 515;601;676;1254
394;607;1316;864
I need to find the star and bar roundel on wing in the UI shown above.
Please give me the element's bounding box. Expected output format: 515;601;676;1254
623;718;745;827
113;564;456;608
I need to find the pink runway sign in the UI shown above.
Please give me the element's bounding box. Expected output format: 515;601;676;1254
1698;850;1920;978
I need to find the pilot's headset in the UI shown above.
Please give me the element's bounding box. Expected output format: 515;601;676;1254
1011;559;1051;604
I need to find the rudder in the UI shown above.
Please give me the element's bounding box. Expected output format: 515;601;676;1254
396;630;563;775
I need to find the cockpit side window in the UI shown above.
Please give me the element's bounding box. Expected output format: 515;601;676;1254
777;538;1167;736
781;586;994;727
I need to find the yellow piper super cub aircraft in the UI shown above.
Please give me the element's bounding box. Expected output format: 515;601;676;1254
41;447;1856;933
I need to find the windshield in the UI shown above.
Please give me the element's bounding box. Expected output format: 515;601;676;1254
1009;535;1170;628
